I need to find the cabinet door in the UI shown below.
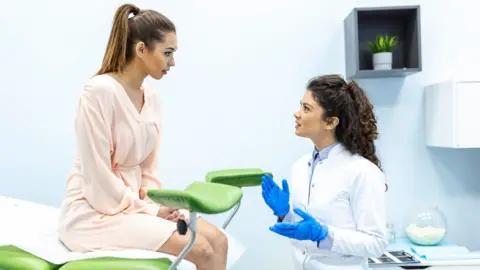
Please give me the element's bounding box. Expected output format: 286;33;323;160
456;81;480;148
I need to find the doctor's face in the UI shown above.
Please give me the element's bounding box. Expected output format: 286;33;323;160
294;90;329;139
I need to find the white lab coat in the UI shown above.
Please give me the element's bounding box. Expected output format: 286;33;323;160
283;143;387;270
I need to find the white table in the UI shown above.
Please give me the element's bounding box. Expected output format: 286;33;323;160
371;259;480;269
371;238;480;270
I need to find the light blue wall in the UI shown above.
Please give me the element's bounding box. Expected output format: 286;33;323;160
0;0;478;269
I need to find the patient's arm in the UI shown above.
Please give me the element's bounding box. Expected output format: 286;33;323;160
139;94;166;204
139;120;162;204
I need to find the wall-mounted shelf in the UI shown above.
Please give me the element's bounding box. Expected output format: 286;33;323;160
344;5;422;80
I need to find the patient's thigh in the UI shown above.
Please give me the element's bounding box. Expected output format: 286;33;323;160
60;213;178;252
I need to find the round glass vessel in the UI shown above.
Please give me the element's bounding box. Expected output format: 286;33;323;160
405;206;447;246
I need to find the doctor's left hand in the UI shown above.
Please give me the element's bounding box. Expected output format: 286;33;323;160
269;207;329;242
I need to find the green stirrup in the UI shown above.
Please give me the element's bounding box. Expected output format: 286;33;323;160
147;181;243;214
206;168;272;187
205;168;272;229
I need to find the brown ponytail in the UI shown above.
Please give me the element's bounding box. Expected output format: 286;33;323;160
96;3;176;75
97;4;139;75
344;81;382;170
306;75;388;191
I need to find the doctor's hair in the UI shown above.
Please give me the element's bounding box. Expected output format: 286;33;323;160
96;3;176;75
307;75;388;191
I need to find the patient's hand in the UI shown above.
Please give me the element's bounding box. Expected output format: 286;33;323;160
139;189;146;200
180;213;189;224
165;210;185;222
157;206;182;221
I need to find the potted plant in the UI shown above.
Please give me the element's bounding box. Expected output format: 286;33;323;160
368;34;398;70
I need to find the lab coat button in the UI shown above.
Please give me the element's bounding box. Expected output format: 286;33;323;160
312;183;316;188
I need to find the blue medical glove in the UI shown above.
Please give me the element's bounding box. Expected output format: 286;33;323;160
269;207;329;242
261;174;290;217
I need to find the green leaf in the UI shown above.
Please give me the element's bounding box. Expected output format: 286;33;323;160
389;36;398;47
368;42;379;53
368;34;399;53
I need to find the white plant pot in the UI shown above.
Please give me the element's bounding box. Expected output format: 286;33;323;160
373;52;392;70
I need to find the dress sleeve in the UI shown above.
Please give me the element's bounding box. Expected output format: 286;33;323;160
76;82;159;216
139;91;163;206
139;123;163;206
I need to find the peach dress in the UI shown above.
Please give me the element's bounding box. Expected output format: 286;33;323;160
58;74;186;252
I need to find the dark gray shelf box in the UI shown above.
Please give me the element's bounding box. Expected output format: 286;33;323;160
344;5;422;80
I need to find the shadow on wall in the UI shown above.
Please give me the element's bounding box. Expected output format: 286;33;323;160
355;78;405;107
426;146;480;250
427;147;480;195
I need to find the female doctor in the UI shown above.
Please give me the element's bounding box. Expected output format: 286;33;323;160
261;74;388;269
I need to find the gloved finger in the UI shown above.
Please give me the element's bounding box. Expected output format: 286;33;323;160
269;225;296;238
261;191;270;202
281;179;290;195
272;222;298;231
262;174;276;189
261;180;271;194
293;207;314;221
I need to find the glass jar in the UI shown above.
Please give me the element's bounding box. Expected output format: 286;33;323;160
386;222;396;244
405;206;447;246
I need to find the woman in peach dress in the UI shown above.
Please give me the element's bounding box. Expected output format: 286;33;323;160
57;4;227;270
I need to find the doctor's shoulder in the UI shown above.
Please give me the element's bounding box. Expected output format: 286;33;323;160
348;155;386;189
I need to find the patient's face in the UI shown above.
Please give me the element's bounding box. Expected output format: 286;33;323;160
294;90;328;138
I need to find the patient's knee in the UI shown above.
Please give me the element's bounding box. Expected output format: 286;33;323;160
192;240;214;263
214;231;228;253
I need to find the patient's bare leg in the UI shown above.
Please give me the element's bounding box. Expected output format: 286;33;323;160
157;229;215;270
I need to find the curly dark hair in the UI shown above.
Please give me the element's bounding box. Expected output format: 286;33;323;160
306;74;387;191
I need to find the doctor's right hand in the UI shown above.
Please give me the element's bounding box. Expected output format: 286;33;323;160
261;174;290;217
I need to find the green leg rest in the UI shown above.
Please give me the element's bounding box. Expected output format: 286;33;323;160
58;257;171;270
205;168;272;229
147;181;243;270
0;245;60;270
205;168;272;188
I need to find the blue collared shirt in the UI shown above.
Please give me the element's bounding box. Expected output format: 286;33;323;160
308;142;338;185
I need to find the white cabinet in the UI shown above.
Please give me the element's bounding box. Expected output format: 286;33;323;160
425;79;480;148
